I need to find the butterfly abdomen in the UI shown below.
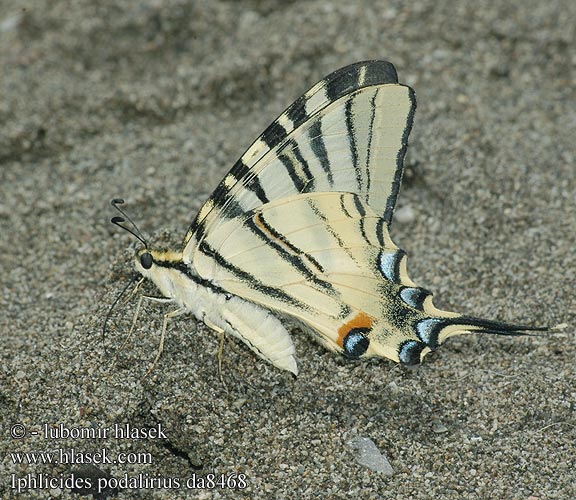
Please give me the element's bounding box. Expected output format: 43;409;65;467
133;248;299;374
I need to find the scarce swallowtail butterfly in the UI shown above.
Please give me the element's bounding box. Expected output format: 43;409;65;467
112;60;545;376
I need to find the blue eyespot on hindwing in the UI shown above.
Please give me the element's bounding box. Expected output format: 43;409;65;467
378;250;405;283
398;340;425;366
399;286;431;310
416;317;446;349
343;328;370;359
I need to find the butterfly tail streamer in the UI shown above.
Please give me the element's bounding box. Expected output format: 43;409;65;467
437;315;548;345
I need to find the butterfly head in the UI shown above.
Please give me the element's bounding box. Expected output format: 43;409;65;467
134;247;154;275
133;248;182;276
133;247;163;287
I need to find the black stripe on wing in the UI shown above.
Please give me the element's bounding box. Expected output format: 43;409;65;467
384;86;417;227
252;213;325;274
277;140;316;193
345;96;362;192
291;142;316;191
285;95;308;130
308;120;333;186
209;182;244;219
245;214;335;294
261;120;289;149
365;91;378;195
230;159;270;204
198;241;310;310
324;60;398;101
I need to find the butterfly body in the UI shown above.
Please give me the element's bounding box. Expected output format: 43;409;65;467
120;60;543;375
135;248;298;374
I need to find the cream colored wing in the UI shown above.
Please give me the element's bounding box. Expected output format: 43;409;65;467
188;192;540;366
183;60;415;261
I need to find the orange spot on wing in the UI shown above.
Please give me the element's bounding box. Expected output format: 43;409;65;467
254;214;291;252
337;312;374;348
254;213;269;233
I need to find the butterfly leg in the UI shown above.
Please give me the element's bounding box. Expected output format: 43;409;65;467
204;318;228;388
107;292;174;374
122;276;146;306
145;306;188;377
110;292;144;368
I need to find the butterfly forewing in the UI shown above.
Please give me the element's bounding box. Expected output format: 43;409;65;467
183;61;416;259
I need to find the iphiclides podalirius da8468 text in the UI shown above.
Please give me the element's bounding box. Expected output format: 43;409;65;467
110;60;546;376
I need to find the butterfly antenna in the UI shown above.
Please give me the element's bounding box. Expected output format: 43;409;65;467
110;198;148;248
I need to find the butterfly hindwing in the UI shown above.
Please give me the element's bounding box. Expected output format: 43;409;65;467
192;191;462;364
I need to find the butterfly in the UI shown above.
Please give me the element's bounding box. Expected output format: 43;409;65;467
111;60;544;376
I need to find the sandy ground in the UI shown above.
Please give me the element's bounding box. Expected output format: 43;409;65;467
1;1;575;499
